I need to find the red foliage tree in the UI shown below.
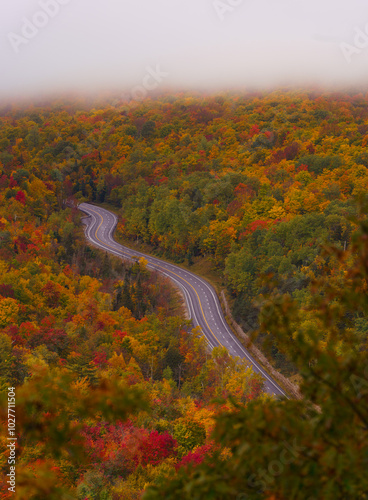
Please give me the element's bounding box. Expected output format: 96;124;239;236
135;430;177;467
93;352;108;368
0;284;15;298
9;176;18;188
15;190;26;205
246;220;269;234
175;444;212;471
41;281;61;308
296;163;308;173
249;124;260;137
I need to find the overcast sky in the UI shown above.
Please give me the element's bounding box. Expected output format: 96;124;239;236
1;0;368;99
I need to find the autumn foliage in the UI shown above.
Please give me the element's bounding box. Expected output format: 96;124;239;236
0;90;367;498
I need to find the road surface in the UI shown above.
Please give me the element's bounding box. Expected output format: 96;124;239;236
79;202;287;398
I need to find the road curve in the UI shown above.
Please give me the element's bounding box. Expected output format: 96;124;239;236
79;202;287;398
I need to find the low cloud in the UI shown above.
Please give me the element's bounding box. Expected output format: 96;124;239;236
1;0;368;99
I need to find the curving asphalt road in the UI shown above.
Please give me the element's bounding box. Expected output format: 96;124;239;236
79;202;287;398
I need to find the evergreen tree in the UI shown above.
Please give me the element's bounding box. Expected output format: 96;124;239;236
100;251;110;278
122;279;134;313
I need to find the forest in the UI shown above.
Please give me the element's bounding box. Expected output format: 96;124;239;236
0;90;367;498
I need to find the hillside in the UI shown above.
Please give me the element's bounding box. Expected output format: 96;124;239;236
0;90;367;498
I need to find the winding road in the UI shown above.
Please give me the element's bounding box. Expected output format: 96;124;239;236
79;203;287;398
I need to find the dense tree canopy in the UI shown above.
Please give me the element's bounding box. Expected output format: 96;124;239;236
0;90;367;498
143;201;368;500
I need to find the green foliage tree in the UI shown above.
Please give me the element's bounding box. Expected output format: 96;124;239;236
173;420;206;458
296;155;342;174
